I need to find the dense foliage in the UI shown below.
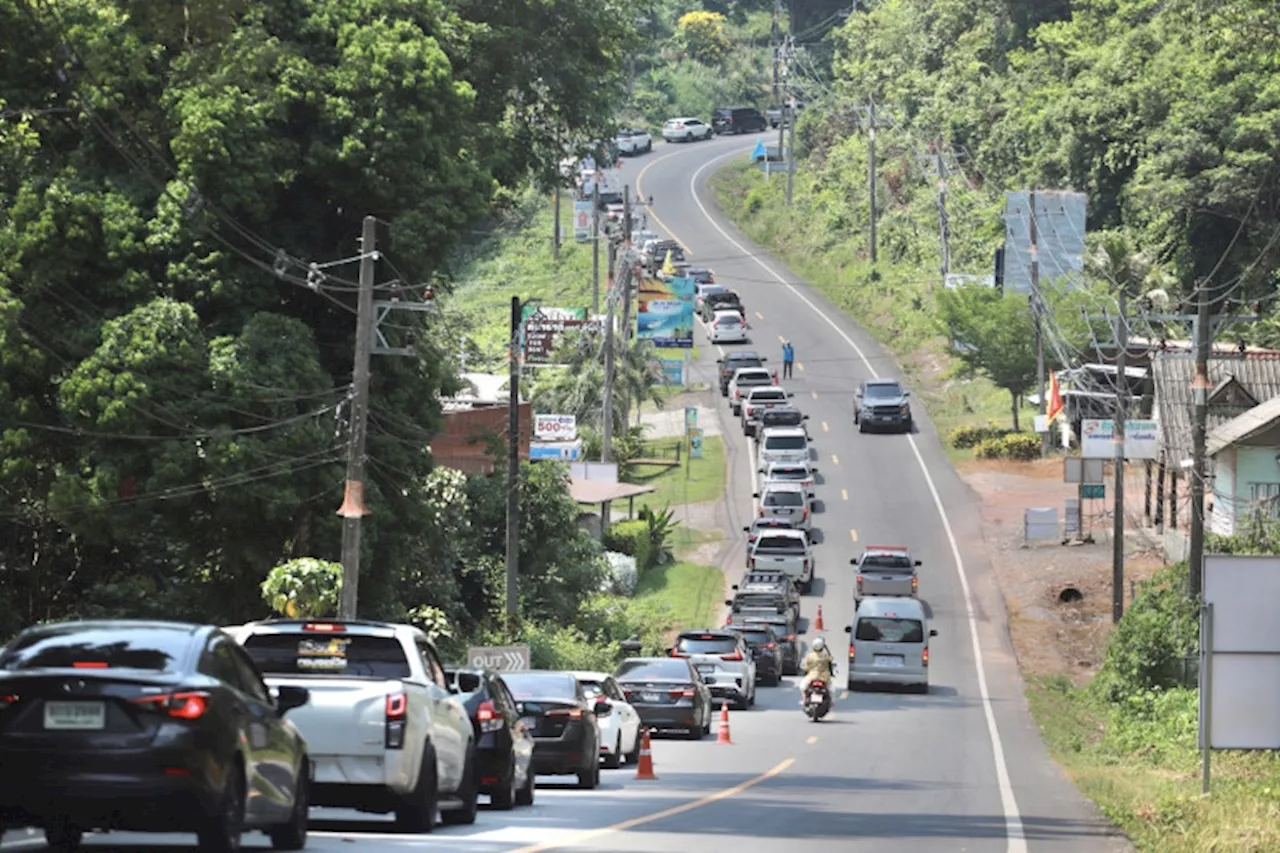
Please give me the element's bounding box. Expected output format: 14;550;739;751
0;0;637;636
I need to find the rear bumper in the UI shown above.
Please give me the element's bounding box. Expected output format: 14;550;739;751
754;656;781;679
476;743;511;792
633;706;699;730
310;748;414;809
530;725;594;775
849;668;927;687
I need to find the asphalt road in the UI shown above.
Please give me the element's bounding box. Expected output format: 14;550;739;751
1;135;1130;852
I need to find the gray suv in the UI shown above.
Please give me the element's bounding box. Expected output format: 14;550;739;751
854;379;913;433
671;630;756;710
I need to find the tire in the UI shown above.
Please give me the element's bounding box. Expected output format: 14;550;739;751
602;734;622;769
490;754;517;811
441;745;479;826
44;824;83;853
625;731;642;765
702;710;712;735
515;760;535;806
858;420;867;433
395;743;438;833
764;672;781;687
683;725;702;740
269;760;309;851
197;764;245;853
576;753;600;789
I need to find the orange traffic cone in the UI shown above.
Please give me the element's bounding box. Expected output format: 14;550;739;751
815;605;825;631
716;703;733;745
634;728;658;780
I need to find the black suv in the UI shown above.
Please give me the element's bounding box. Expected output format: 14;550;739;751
717;351;766;396
701;290;743;322
713;107;768;135
727;572;801;620
758;406;809;432
734;624;785;686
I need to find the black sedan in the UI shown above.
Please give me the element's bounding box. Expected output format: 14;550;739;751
445;667;536;809
502;671;605;790
614;658;712;740
735;625;785;686
0;620;311;852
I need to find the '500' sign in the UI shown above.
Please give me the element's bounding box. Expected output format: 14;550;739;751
535;416;576;440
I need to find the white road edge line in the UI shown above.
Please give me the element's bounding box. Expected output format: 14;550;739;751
689;148;1028;853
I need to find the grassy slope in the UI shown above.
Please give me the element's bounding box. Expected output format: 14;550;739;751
710;160;1039;460
636;561;724;631
630;435;727;510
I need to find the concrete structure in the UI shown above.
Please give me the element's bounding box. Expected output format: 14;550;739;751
1207;395;1280;536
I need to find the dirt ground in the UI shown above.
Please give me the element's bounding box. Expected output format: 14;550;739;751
958;457;1170;686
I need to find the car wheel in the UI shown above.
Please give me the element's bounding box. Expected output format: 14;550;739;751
858;420;867;433
490;754;517;811
515;760;536;806
603;733;622;769
764;672;781;687
441;744;479;825
395;742;439;833
197;764;245;853
577;753;601;789
684;724;703;740
268;761;309;850
44;823;83;853
626;730;642;765
702;710;712;735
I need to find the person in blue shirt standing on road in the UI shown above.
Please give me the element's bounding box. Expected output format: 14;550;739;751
782;340;795;379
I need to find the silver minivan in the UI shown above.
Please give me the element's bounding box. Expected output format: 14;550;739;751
842;597;936;693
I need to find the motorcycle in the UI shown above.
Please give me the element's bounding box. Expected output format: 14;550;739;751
803;667;834;721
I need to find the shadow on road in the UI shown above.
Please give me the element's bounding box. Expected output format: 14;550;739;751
805;577;827;598
808;528;825;545
811;499;825;514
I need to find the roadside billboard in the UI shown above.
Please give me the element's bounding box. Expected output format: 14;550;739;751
636;276;695;348
522;306;589;365
1080;419;1160;460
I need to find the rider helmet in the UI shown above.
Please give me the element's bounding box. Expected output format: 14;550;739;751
811;637;826;652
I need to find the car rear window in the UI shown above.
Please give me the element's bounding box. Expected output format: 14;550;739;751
755;535;807;553
241;633;411;679
750;390;786;402
769;469;807;481
0;626;192;672
855;618;925;643
676;635;738;655
716;315;742;326
503;672;579;701
616;659;690;681
577;679;605;699
862;554;914;570
764;435;807;450
764;490;804;507
763;412;803;427
738;630;772;645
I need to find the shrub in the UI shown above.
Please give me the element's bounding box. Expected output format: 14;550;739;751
949;424;1012;448
973;433;1041;460
602;552;639;596
603;520;652;572
974;437;1004;459
1091;564;1198;705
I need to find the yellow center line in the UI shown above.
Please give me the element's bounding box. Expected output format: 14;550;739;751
806;736;818;744
797;363;804;372
811;391;818;400
507;758;796;853
635;153;692;254
777;334;785;343
850;528;859;542
831;454;840;465
841;488;849;501
821;421;829;433
840;691;849;700
755;310;764;320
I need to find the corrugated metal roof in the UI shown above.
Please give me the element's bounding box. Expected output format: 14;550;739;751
1151;353;1280;462
1207;395;1280;456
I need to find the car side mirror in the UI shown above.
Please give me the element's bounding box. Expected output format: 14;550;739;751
787;392;794;397
811;467;818;473
849;558;857;565
731;584;740;591
752;492;760;498
273;685;310;717
930;629;938;637
742;526;750;533
724;599;733;606
915;560;922;566
802;415;810;420
843;626;853;634
903;391;911;397
593;700;612;717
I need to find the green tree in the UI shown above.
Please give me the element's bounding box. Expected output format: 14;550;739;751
677;11;733;65
936;286;1037;430
261;558;343;618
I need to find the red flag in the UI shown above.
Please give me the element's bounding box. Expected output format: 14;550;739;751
1047;371;1064;424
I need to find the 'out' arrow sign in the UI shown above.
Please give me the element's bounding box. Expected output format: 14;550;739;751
466;645;531;673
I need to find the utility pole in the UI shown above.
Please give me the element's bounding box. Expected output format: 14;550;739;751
1189;287;1213;600
868;102;878;265
936;143;951;286
591;183;601;315
1030;191;1048;457
602;246;619;464
785;92;797;208
505;296;522;628
337;216;377;620
620;185;634;343
1112;290;1128;623
771;0;781;108
553;182;561;261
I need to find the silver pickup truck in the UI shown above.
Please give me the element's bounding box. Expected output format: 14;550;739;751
748;529;814;593
229;619;478;833
852;546;921;604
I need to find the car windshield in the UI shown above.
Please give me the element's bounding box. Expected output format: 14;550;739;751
763;411;802;425
862;553;915;570
765;435;808;450
676;635;738;655
865;383;903;398
0;626;191;672
577;680;605;699
242;633;411;679
503;672;579;701
764;490;804;507
854;618;925;643
755;535;807;553
616;659;690;681
770;469;807;481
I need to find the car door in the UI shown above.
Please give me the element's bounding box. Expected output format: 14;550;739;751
602;676;639;753
227;640;304;819
416;639;468;790
494;679;534;782
200;635;283;823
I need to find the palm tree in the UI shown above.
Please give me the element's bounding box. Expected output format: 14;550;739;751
617;339;667;426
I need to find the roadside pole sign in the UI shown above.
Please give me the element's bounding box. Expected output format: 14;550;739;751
466;645;531;672
573;200;593;243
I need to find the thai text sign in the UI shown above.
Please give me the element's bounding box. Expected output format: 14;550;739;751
522;306;589;364
1080;419;1160;460
534;414;577;441
636;276;695;348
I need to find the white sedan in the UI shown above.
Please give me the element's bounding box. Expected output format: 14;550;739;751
571;671;642;768
662;117;713;142
709;309;748;343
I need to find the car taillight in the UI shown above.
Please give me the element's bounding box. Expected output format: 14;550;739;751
923;647;930;667
303;623;345;632
856;575;864;588
671;650;689;658
385;691;408;749
848;644;856;660
721;651;744;661
810;681;825;689
678;689;696;698
0;695;19;710
73;662;109;669
802;507;810;520
547;708;584;720
758;508;764;517
912;577;919;593
132;691;210;721
477;699;504;733
749;557;756;568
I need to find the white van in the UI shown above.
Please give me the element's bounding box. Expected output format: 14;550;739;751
843;597;936;693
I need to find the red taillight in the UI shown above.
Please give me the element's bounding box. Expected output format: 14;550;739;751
810;680;825;689
132;691;210;720
547;707;584;720
0;695;19;710
721;651;744;661
802;507;810;520
671;650;689;658
758;508;765;517
856;575;864;587
749;557;756;568
848;644;856;660
922;647;930;667
303;623;345;633
725;614;733;624
673;689;695;699
477;699;504;733
73;662;109;669
386;692;408;721
912;577;919;593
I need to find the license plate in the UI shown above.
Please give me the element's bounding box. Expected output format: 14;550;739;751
640;692;660;703
695;664;716;673
519;716;538;730
808;692;824;703
874;656;904;667
774;508;793;515
43;701;105;731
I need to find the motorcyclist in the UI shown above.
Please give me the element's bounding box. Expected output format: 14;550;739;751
799;637;835;705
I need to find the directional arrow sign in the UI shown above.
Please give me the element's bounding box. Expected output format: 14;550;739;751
466;645;531;672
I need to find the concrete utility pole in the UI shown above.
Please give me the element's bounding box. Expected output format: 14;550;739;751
553;182;561;261
620;185;634;343
602;246;619;464
785;94;797;208
592;183;601;315
338;216;377;620
506;296;522;627
1189;287;1213;600
1029;191;1048;457
771;0;781;108
1112;290;1128;623
936;143;951;285
868;102;878;265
